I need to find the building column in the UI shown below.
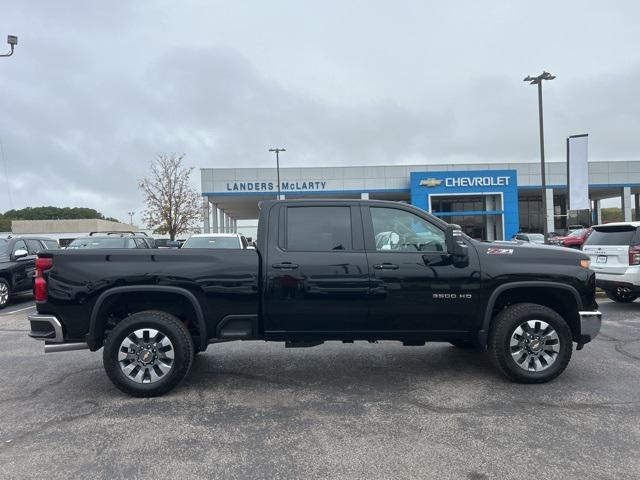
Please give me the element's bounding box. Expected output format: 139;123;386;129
219;210;226;233
211;204;218;233
622;187;632;222
484;195;497;241
202;198;210;233
635;193;640;221
225;214;231;233
593;199;602;225
233;219;237;233
545;188;555;234
360;192;369;200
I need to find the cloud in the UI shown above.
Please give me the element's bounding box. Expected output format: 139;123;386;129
0;1;639;222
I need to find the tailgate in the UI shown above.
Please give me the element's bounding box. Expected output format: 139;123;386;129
583;245;629;275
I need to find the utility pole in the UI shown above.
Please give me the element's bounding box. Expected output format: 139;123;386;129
524;71;555;242
1;35;18;58
268;148;286;200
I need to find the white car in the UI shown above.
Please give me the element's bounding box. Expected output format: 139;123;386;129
582;221;640;302
181;233;252;250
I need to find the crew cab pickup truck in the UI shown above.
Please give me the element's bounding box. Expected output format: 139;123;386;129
28;200;602;397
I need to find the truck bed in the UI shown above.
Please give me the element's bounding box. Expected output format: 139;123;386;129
36;248;260;343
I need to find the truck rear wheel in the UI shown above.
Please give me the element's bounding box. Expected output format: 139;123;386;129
103;310;194;397
488;303;573;383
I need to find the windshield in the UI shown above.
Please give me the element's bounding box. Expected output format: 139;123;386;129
182;236;241;249
0;239;7;255
528;234;544;242
67;237;126;249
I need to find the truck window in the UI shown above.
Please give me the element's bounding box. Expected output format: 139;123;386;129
370;207;446;252
286;206;352;251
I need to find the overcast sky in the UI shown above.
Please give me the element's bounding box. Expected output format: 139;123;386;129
1;1;639;222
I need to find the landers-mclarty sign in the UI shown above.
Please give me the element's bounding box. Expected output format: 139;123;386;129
226;181;328;192
419;175;511;188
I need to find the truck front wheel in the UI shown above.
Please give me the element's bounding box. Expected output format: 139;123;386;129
103;310;194;397
488;303;573;383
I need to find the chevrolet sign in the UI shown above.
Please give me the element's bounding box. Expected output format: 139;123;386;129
419;178;443;187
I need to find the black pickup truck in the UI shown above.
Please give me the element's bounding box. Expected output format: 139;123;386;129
28;200;601;396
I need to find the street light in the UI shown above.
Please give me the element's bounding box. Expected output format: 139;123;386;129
127;211;135;225
1;35;18;58
268;148;286;200
524;71;556;242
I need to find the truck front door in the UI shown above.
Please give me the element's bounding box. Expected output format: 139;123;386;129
362;205;481;334
263;203;370;336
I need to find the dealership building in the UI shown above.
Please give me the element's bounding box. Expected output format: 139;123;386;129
201;161;640;241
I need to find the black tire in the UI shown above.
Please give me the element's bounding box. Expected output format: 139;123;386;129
449;340;477;349
103;310;194;397
604;289;638;303
488;303;573;384
0;278;10;309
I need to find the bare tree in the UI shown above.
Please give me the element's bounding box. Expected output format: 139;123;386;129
139;153;201;240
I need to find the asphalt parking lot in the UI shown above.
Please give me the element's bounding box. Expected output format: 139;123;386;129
0;298;638;480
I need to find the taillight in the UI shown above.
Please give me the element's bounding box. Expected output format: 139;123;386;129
629;246;640;266
34;256;53;302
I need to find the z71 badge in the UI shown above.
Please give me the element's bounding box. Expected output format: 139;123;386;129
486;247;513;255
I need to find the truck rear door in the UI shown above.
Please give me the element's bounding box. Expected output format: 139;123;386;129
263;202;370;335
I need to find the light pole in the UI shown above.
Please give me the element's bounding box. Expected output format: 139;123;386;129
268;148;286;200
1;35;18;58
127;211;134;225
524;71;555;242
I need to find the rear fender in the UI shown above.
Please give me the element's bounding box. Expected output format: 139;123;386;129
87;285;207;351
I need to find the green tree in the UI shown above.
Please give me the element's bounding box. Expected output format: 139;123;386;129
1;206;120;229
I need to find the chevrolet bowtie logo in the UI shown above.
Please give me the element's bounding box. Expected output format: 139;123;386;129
419;178;442;187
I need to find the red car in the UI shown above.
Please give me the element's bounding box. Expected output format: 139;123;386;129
549;228;592;249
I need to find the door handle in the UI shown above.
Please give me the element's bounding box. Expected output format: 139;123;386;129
272;262;299;270
373;263;399;270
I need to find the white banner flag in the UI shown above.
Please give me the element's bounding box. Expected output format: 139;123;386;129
567;135;589;210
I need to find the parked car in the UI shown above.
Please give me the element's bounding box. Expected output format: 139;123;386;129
511;233;545;244
582;221;640;303
0;236;59;309
27;199;601;397
67;232;156;249
182;233;250;249
155;239;181;249
548;228;592;249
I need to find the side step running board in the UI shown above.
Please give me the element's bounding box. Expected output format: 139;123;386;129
44;342;89;353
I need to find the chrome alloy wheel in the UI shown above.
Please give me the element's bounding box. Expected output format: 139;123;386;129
509;320;560;372
0;282;9;306
118;328;174;384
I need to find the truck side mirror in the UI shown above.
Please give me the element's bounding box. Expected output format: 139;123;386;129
445;224;468;258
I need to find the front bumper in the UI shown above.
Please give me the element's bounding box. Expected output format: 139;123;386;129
577;310;602;347
28;314;89;353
